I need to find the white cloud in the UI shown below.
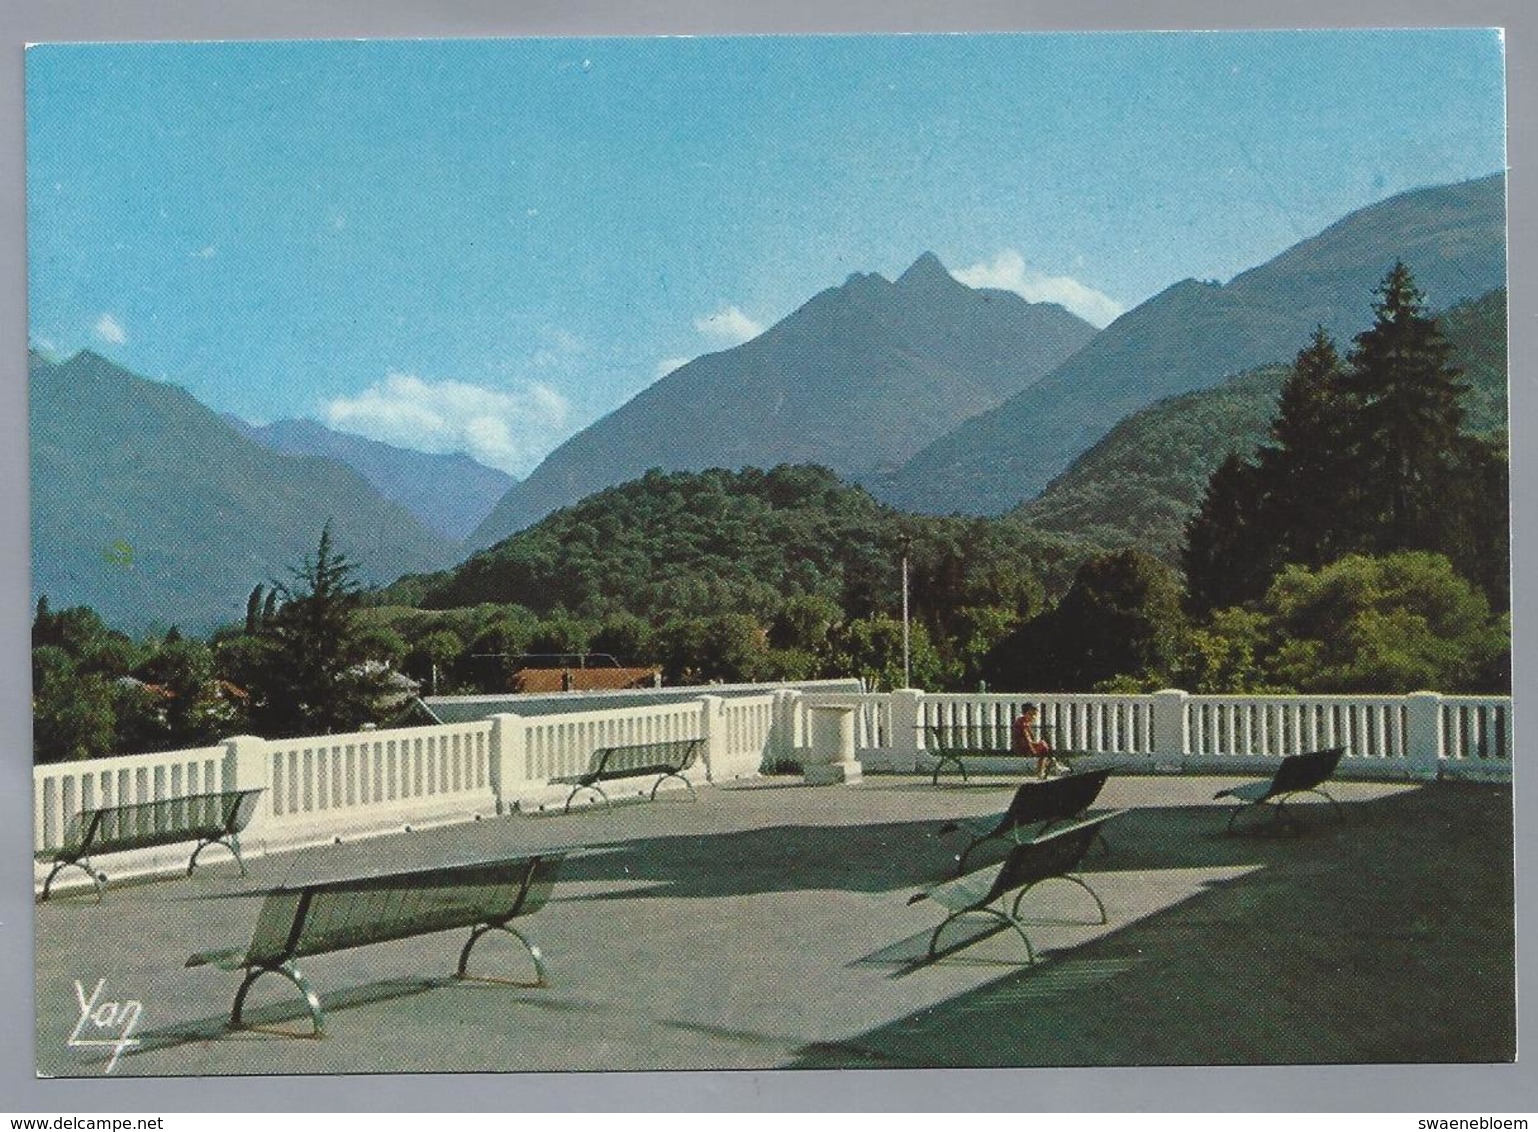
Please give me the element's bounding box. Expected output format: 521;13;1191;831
694;305;763;345
953;250;1126;328
654;356;693;380
94;313;127;344
532;328;586;370
324;372;571;477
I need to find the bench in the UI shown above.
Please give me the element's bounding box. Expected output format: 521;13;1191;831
937;768;1113;873
36;788;265;901
908;810;1124;965
554;737;704;812
185;852;566;1037
925;723;1070;785
1213;747;1346;834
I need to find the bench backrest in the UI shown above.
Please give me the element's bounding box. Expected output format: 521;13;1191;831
994;768;1111;833
592;737;702;777
926;723;1010;753
242;853;565;968
1269;748;1345;796
987;811;1121;906
925;811;1122;915
59;789;264;856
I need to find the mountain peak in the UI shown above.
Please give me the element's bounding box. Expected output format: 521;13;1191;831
897;252;959;291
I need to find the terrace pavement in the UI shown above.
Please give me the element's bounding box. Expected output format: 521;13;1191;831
34;772;1513;1076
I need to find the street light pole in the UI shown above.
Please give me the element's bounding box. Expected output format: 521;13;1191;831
900;536;912;688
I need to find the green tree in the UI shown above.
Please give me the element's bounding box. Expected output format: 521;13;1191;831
1439;433;1511;612
827;614;949;691
769;594;842;653
249;524;389;735
1173;607;1277;693
1258;326;1358;569
1182;452;1266;614
32;601;140;677
409;629;467;694
1257;552;1508;693
589;613;655;665
136;635;237;747
32;646;116;762
1344;262;1470;553
697;613;772;683
989;549;1187;691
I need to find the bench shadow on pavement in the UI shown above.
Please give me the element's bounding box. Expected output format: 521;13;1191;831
791;781;1514;1068
545;787;1385;903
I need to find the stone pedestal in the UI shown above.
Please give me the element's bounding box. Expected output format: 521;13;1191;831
805;703;863;785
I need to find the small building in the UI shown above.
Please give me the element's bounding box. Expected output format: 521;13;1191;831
509;666;662;694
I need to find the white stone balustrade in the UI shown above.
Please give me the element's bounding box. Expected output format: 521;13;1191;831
33;684;1512;891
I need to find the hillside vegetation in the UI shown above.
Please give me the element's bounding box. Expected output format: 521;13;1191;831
1013;287;1506;559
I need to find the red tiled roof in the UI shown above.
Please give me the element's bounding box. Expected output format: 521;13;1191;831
510;667;661;693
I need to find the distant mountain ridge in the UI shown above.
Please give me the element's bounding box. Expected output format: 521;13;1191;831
879;174;1507;516
31;350;460;633
468;252;1096;547
230;416;514;543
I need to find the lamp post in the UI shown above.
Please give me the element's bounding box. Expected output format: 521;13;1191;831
899;535;912;688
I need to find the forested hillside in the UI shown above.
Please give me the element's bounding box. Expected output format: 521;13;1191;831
1012;287;1506;559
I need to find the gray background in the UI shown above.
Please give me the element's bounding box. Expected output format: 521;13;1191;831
0;0;1531;1112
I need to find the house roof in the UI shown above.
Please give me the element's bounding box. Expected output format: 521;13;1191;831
511;666;660;694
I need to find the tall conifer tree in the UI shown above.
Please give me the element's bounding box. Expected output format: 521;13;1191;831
1344;262;1469;552
1257;326;1357;568
1182;452;1266;613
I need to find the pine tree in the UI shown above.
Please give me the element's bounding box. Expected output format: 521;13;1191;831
1257;326;1359;568
1344;262;1469;553
1181;452;1267;613
250;524;387;735
245;584;265;635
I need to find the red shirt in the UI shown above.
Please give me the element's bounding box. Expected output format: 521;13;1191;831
1012;714;1050;756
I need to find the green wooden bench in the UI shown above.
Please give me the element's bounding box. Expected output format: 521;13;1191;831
937;768;1113;873
185;852;566;1037
1214;747;1345;834
909;810;1123;965
36;788;265;901
554;737;704;812
925;723;1070;785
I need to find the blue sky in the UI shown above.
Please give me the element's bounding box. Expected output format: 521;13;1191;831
26;31;1506;476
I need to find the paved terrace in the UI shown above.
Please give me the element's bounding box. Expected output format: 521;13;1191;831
35;773;1513;1076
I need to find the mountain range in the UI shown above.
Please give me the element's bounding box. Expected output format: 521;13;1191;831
468;252;1097;547
30;351;461;634
30;173;1507;634
880;174;1507;514
229;416;514;542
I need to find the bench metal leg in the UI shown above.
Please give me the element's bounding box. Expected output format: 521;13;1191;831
649;772;697;802
1308;787;1345;823
39;857;104;902
188;834;247;877
955;831;1020;876
1012;874;1108;926
1224;801;1262;835
232;962;324;1037
564;783;611;813
1227;788;1340;835
457;923;548;987
928;908;1037;965
931;755;967;786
